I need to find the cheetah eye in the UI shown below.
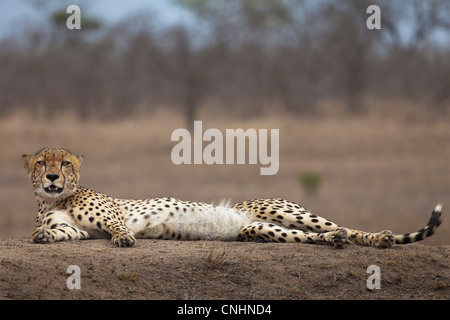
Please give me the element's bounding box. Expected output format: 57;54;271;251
37;161;46;166
61;161;71;167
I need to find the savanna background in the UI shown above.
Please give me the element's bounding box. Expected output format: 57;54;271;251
0;0;449;300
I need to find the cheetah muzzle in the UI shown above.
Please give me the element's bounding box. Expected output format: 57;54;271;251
44;185;64;194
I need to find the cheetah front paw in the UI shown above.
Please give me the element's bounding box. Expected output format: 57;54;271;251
374;230;394;248
32;228;55;244
330;228;349;249
112;234;136;247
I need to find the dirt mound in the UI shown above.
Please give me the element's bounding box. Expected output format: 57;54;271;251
0;237;448;300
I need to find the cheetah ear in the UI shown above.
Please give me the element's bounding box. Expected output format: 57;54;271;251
22;154;32;173
77;155;84;165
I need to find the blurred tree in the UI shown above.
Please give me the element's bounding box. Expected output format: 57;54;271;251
50;8;101;46
51;9;101;29
167;26;207;129
379;0;450;112
320;0;380;114
174;0;298;115
49;8;103;119
381;0;450;50
1;0;450;118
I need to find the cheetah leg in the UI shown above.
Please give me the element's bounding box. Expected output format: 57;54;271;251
32;210;89;244
265;210;395;249
346;229;394;248
32;225;90;243
234;199;395;248
274;206;395;248
234;199;339;233
313;203;443;248
238;222;349;248
104;219;136;247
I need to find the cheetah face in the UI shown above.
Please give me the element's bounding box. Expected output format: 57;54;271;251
22;148;84;200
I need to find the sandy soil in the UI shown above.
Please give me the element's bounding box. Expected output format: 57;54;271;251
0;236;448;300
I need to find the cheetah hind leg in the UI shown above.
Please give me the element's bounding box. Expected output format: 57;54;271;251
346;229;395;248
238;222;349;248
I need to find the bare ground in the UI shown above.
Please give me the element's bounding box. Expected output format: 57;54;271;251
0;236;448;300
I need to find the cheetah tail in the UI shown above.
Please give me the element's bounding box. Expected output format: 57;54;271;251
394;204;443;244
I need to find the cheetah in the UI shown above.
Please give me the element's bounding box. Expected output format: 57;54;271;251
22;148;442;248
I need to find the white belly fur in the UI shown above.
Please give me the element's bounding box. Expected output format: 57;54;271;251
128;202;252;241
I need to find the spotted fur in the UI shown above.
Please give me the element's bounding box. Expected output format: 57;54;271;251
22;148;442;248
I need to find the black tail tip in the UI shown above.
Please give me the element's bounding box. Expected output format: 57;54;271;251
428;203;442;228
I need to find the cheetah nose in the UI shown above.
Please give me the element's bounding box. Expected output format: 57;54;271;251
46;174;59;182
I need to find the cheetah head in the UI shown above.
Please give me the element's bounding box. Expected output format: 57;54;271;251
22;148;84;201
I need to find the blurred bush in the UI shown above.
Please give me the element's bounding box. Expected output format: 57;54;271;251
297;171;322;196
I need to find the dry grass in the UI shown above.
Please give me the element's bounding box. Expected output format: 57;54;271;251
1;107;449;245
